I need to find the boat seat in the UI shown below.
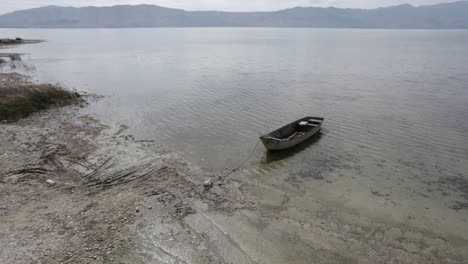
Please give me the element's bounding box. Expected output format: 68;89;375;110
267;136;286;141
308;119;323;123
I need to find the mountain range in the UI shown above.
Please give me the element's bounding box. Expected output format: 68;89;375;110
0;1;467;29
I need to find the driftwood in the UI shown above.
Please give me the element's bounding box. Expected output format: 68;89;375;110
3;167;49;176
65;158;95;170
86;167;156;188
84;157;112;179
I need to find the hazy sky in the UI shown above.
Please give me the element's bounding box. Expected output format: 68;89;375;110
0;0;461;14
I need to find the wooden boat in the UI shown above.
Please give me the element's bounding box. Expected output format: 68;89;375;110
260;116;324;151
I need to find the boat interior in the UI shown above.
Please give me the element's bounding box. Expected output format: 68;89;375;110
266;117;323;141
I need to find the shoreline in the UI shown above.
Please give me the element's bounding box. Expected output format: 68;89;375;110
0;39;43;70
0;73;251;263
1;39;468;263
0;38;43;47
0;93;223;263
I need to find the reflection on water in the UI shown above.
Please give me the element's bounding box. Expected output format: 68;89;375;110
262;132;323;164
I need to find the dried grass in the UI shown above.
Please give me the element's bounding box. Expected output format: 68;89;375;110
0;84;80;122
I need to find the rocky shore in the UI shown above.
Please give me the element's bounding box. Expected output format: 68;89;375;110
0;73;250;264
0;89;223;263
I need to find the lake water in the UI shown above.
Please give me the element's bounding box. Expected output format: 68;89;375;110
2;29;468;260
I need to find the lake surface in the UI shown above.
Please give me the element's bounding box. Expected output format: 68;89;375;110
2;29;468;247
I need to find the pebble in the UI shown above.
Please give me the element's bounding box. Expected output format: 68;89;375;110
203;178;213;188
46;179;56;186
203;178;213;187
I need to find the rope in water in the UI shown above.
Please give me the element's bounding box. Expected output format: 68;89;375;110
220;139;261;178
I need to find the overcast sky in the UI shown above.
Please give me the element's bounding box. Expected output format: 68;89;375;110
0;0;461;14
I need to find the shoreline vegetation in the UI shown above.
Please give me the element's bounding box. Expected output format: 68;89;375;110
0;73;81;122
0;39;71;122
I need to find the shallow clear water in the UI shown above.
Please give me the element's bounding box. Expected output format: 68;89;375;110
2;27;468;198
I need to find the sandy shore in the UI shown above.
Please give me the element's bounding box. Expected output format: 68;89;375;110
1;78;468;263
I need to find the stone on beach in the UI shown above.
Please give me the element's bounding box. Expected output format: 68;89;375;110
46;179;56;186
203;178;213;188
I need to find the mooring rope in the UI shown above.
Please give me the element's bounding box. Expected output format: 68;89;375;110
220;139;261;178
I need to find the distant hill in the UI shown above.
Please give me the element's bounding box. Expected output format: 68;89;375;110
0;1;468;29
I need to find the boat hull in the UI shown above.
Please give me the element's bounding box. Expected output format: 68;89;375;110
260;116;324;151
